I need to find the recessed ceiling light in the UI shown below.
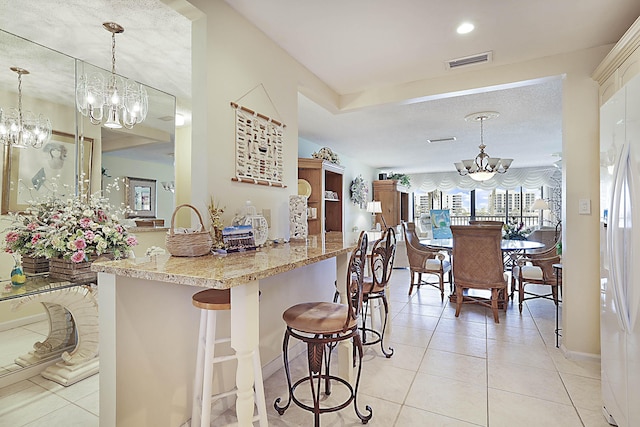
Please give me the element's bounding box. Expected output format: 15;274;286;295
457;22;474;34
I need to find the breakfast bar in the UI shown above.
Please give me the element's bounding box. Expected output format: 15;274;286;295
92;234;355;427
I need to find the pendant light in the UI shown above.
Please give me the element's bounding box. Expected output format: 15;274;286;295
76;22;148;129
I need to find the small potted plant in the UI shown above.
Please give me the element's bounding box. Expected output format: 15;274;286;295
387;173;411;188
502;217;532;240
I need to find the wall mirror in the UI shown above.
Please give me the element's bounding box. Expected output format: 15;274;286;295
0;28;80;383
0;28;176;384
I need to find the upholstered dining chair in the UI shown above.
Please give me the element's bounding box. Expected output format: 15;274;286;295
510;240;560;299
402;222;452;300
515;246;562;313
360;227;397;358
274;231;372;426
451;224;508;323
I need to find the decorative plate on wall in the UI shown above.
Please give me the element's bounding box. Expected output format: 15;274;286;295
298;179;312;197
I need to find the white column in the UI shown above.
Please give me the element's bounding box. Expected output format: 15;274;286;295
336;252;354;383
231;281;261;426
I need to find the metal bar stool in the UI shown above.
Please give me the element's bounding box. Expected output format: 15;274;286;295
191;288;268;427
360;227;397;358
274;231;372;426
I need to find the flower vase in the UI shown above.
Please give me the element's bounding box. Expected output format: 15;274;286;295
10;258;26;287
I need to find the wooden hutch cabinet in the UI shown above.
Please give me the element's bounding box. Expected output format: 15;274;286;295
298;158;344;234
373;179;409;228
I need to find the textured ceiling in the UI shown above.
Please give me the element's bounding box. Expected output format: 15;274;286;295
298;77;563;174
1;1;640;172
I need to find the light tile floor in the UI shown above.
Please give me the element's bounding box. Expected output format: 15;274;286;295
0;268;609;426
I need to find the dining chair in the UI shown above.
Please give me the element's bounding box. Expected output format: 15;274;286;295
274;231;372;426
510;240;560;299
451;224;508;323
515;247;562;313
360;227;396;357
402;222;451;300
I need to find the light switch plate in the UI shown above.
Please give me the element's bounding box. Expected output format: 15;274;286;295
579;199;591;215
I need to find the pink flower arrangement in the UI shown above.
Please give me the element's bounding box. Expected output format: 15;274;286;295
3;194;137;263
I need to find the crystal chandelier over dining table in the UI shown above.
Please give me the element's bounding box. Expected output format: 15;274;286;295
454;111;513;182
76;22;148;129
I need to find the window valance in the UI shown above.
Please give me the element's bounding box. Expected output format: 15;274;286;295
409;167;560;193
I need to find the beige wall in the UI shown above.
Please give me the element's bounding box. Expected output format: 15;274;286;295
180;0;609;357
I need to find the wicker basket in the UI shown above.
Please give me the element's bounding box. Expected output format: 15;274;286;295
166;204;213;257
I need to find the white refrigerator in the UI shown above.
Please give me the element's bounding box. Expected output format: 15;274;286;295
600;72;640;427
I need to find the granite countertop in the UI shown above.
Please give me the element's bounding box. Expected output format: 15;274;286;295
91;234;354;289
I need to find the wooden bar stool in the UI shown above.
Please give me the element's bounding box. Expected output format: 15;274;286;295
191;288;268;427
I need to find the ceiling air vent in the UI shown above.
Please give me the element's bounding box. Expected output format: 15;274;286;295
446;51;492;70
426;137;456;144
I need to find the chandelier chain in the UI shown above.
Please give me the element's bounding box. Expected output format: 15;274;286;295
17;72;23;129
111;31;117;76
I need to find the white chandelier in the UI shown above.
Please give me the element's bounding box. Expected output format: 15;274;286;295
454;111;513;182
76;22;148;129
0;67;52;148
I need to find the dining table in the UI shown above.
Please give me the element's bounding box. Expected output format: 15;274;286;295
420;238;545;269
421;238;546;307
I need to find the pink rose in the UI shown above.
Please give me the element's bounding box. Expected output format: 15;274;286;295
74;238;87;250
5;232;19;243
84;230;95;241
26;222;38;231
126;235;138;247
31;233;42;244
71;250;86;263
79;217;92;229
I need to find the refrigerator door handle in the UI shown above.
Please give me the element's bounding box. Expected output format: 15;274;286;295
608;141;632;333
627;140;639;333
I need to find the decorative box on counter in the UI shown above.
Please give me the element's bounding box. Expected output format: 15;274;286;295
289;195;308;240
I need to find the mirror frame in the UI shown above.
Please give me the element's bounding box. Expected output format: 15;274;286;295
125;176;157;218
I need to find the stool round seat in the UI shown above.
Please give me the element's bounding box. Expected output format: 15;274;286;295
362;276;385;294
192;288;231;310
282;302;355;334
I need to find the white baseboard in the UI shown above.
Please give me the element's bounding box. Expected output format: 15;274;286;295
262;341;305;380
560;344;601;363
0;313;47;332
